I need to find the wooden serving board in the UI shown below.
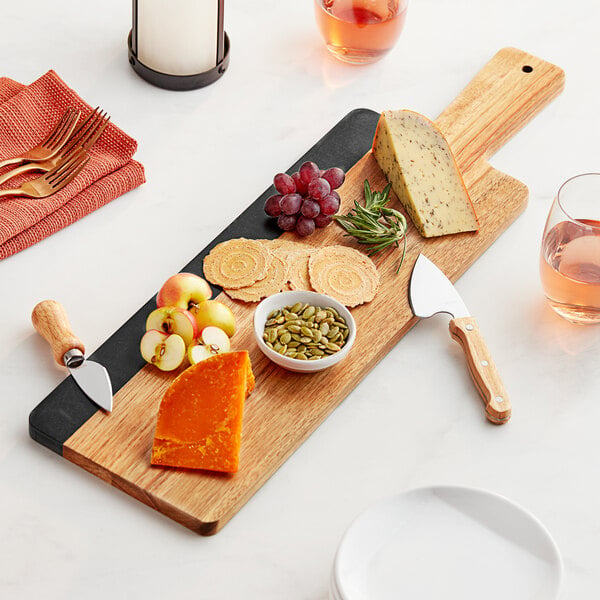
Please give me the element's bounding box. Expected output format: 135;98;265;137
30;48;564;535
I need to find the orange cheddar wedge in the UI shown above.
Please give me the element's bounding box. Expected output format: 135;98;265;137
151;351;255;473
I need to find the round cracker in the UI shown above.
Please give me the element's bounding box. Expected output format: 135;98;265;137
203;238;271;289
264;238;305;260
225;254;290;302
308;245;379;307
288;248;315;291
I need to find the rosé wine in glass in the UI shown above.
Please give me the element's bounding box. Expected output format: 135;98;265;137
540;173;600;324
314;0;408;64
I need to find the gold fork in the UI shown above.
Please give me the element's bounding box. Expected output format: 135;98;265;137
0;108;109;186
0;108;81;169
0;150;89;200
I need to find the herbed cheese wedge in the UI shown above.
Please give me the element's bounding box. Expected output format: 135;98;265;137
372;109;479;238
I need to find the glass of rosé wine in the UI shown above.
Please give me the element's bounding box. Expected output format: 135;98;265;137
540;173;600;324
314;0;408;65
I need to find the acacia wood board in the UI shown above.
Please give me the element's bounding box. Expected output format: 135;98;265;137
29;48;564;535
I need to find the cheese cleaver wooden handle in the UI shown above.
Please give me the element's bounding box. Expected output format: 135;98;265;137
449;317;511;424
31;300;86;367
32;299;113;412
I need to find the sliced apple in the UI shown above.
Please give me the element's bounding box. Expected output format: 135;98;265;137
145;306;198;346
188;343;218;365
187;326;231;365
156;272;212;311
199;326;231;352
190;300;236;337
140;330;186;371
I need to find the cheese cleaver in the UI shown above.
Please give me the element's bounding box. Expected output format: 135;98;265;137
409;254;511;424
32;300;113;412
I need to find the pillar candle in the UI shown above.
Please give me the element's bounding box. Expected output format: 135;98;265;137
136;0;219;76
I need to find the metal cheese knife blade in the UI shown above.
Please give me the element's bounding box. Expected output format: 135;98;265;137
32;300;113;412
409;254;511;424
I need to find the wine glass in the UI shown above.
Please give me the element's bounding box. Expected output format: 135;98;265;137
539;173;600;324
314;0;409;65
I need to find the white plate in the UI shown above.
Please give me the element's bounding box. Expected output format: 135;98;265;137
331;486;563;600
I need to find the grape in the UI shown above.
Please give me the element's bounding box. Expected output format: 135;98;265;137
295;216;315;237
322;167;345;190
291;171;308;196
273;172;296;195
301;198;320;219
280;193;303;215
264;194;283;217
277;214;298;231
318;192;340;216
299;161;320;185
314;213;333;228
293;172;308;194
307;177;331;201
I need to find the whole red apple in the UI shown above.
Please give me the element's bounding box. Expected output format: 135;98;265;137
156;273;212;312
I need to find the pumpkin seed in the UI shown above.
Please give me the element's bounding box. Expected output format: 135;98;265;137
315;310;327;322
302;306;316;319
287;324;302;333
295;353;308;360
301;326;314;337
280;332;292;345
290;302;303;314
319;322;329;335
328;326;340;339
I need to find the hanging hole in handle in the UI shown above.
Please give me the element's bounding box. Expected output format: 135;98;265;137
522;65;533;73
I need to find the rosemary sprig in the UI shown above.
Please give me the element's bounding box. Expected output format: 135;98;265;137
333;180;408;274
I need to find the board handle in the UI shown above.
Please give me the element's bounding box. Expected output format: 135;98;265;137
32;300;85;367
436;47;565;173
449;316;511;425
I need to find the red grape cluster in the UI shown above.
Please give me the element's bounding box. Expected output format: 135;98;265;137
264;161;345;237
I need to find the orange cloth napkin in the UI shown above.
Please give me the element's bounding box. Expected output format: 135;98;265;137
0;70;145;260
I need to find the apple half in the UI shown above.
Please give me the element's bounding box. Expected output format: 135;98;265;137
140;330;186;371
145;306;198;347
187;326;231;365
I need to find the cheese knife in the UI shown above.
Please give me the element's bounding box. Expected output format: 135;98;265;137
31;300;113;412
409;254;511;424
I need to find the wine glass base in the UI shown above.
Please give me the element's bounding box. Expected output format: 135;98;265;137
547;299;600;324
325;44;390;65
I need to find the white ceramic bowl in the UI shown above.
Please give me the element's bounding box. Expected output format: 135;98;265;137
253;290;356;373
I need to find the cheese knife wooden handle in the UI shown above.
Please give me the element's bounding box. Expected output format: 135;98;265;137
32;300;85;367
449;316;511;424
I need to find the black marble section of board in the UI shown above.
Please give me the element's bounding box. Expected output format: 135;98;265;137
28;108;380;456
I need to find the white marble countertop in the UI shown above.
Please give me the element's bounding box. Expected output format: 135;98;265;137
1;1;599;598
